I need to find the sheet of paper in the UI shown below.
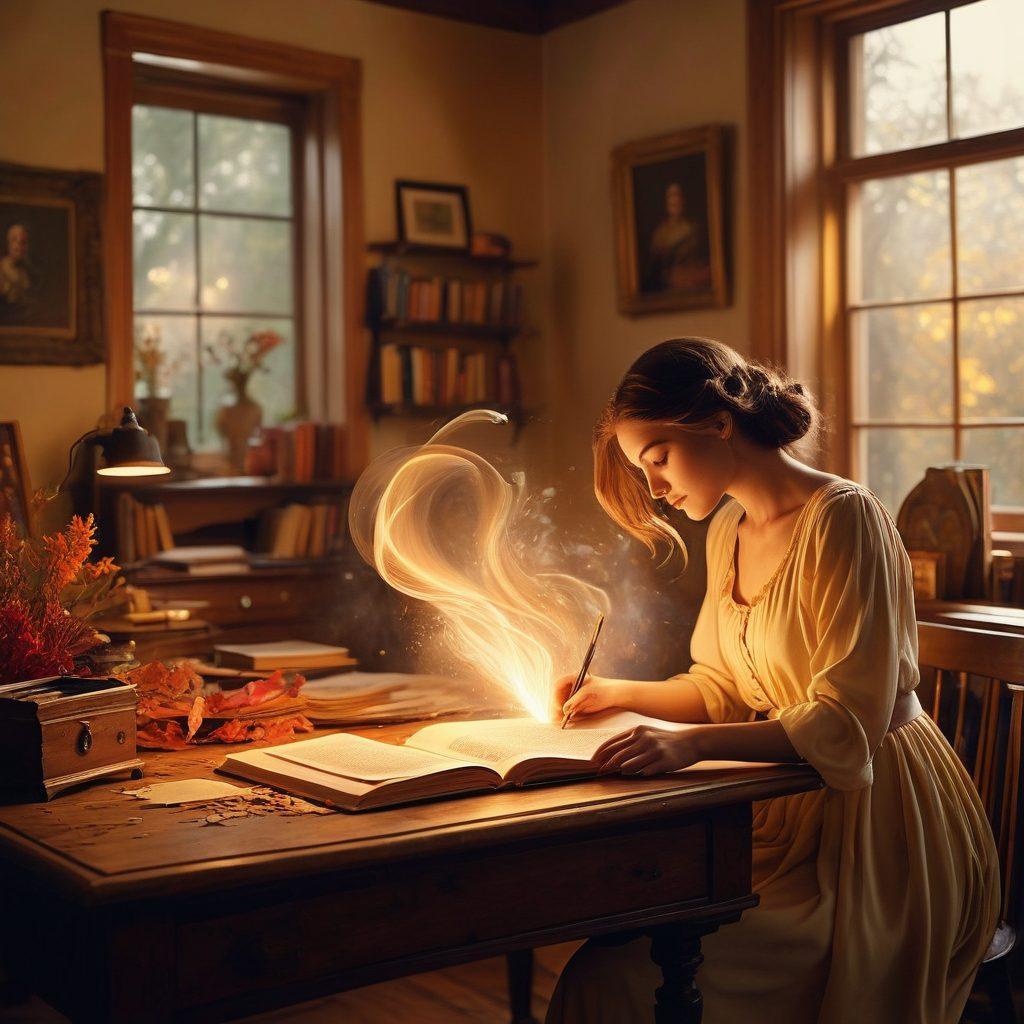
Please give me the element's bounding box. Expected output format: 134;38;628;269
265;732;470;782
123;779;253;805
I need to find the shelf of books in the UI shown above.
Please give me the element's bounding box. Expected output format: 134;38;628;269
365;241;533;431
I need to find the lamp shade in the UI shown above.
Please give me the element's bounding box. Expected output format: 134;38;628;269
94;407;170;477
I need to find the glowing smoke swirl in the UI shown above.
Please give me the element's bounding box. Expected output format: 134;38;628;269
349;410;609;721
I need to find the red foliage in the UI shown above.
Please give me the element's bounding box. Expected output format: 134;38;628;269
0;513;122;685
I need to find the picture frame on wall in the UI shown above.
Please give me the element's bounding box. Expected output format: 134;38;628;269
0;161;104;365
0;421;34;538
611;124;728;316
395;180;472;251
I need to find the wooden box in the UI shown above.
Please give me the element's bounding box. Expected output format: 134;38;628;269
0;676;144;801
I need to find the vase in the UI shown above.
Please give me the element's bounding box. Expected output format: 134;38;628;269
137;395;170;455
216;386;263;475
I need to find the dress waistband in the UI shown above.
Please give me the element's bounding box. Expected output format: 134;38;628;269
888;689;923;733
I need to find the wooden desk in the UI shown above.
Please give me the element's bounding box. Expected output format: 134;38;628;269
0;730;820;1023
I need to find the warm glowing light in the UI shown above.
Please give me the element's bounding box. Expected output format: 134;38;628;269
96;465;171;477
147;267;171;286
349;410;608;721
215;276;229;290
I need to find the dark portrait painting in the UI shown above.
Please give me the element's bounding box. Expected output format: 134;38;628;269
631;152;711;296
0;162;103;365
612;125;728;315
0;197;74;334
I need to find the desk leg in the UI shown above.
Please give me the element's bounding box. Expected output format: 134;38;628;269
648;923;705;1024
505;948;537;1024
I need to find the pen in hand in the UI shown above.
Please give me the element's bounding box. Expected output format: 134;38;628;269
560;613;605;729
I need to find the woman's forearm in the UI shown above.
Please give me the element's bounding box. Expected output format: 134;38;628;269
608;677;713;724
693;718;801;763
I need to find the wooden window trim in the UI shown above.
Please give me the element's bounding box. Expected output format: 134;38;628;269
102;11;368;475
748;0;1024;531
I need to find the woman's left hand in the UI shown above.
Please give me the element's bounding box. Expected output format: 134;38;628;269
593;725;706;776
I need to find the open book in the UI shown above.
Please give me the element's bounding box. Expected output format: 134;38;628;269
217;711;776;812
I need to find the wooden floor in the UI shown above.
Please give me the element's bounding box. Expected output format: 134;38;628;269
232;944;580;1024
0;944;580;1024
1;943;1016;1022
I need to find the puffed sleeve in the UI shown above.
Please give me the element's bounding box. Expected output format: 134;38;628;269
674;506;752;724
777;489;901;789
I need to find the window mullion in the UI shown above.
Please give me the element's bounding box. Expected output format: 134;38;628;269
193;110;204;446
949;161;961;461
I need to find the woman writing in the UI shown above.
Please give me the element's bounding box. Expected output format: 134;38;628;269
547;338;998;1024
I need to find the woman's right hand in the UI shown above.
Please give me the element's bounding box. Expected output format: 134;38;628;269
551;674;620;721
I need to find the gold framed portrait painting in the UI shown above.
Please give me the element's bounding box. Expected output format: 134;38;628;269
0;162;103;365
612;124;728;316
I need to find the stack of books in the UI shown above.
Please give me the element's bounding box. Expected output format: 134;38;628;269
377;345;519;408
256;501;347;559
213;640;358;673
116;495;175;563
368;267;523;329
151;545;251;576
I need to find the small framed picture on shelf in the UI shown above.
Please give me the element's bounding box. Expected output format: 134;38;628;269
611;123;728;316
395;180;472;250
908;550;946;602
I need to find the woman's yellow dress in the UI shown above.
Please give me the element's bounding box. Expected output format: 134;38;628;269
546;480;999;1024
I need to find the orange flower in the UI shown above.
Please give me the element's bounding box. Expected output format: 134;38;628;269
42;514;96;595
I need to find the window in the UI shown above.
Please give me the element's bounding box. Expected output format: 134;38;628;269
132;97;301;452
103;12;367;478
840;0;1024;517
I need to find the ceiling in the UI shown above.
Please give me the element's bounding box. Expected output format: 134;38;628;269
363;0;632;34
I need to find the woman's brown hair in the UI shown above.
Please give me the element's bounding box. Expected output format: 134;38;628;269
593;337;820;565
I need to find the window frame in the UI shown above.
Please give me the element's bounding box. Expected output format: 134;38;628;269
748;0;1024;535
102;11;368;475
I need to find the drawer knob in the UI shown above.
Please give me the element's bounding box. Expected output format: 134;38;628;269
76;721;93;756
239;595;253;609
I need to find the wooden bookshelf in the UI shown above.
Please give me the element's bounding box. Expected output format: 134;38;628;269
95;475;354;560
365;240;532;424
367;240;538;270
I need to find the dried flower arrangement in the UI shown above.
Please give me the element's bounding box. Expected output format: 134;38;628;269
0;513;124;685
205;328;285;399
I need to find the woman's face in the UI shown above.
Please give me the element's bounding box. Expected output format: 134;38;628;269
615;417;733;521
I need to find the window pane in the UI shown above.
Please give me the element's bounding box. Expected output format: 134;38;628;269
853;172;951;303
198;115;292;216
851;304;952;420
959;297;1024;419
132;105;194;208
951;0;1024;139
962;428;1024;506
199;215;293;314
956;156;1024;295
133;210;195;310
858;427;953;516
200;317;297;452
132;314;200;452
853;13;947;157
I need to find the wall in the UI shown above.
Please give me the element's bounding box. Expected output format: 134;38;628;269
542;0;749;472
0;0;545;489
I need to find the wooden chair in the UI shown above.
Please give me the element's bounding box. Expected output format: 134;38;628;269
918;620;1024;1023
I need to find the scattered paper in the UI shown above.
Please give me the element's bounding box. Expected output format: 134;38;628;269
123;779;254;806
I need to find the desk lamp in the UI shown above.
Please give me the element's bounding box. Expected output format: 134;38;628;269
62;406;171;521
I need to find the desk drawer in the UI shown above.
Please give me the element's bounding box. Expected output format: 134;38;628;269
176;818;715;1009
140;575;326;627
